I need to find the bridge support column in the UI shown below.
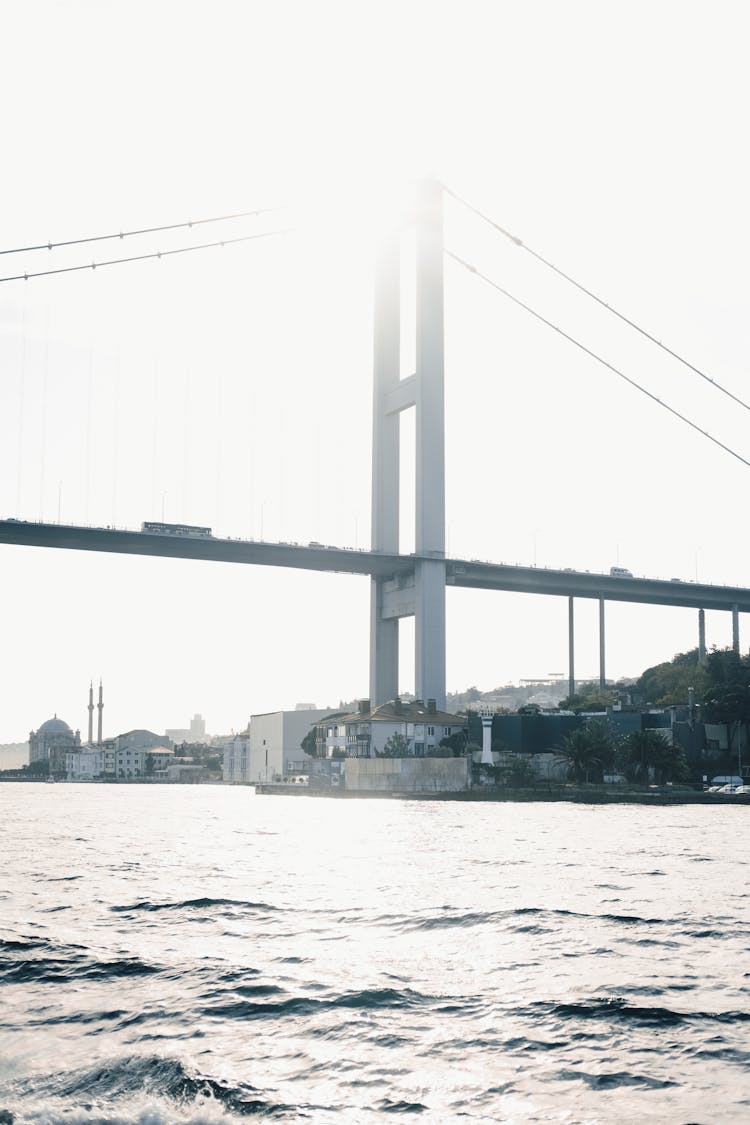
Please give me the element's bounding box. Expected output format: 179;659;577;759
568;596;575;701
369;181;446;709
415;558;446;706
599;596;606;690
698;608;706;663
370;581;399;705
370;229;401;707
732;605;740;654
414;179;446;708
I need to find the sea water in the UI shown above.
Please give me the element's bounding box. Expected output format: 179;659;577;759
1;785;748;1123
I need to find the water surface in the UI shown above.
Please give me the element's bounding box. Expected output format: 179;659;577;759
1;785;748;1122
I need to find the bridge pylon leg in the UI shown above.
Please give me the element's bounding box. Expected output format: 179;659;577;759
568;596;575;701
369;181;447;710
698;608;706;663
414;180;446;708
599;597;606;690
370;228;402;707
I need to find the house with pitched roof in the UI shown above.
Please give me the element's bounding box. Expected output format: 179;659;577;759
322;698;466;758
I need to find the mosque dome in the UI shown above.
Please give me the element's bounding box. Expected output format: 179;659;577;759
37;716;73;735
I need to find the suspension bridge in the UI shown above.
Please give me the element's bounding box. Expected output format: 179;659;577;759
1;180;748;705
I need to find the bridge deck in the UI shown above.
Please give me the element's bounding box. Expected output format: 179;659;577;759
1;520;748;612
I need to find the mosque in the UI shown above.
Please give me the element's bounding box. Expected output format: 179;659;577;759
29;682;104;773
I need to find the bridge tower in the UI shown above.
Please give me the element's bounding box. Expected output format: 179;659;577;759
370;180;446;708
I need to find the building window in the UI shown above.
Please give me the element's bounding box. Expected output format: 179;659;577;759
414;743;424;757
427;726;434;737
443;727;450;736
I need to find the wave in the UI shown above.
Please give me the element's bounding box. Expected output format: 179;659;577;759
204;986;435;1021
0;938;51;953
0;955;160;985
109;898;278;914
533;997;750;1027
556;1067;677;1090
378;1098;429;1113
2;1054;294;1120
395;905;666;931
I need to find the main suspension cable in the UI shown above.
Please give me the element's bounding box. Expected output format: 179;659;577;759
443;184;750;415
446;248;750;471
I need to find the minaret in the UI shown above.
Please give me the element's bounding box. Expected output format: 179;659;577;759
88;681;94;745
97;679;103;745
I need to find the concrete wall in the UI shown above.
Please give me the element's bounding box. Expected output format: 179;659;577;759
344;756;469;793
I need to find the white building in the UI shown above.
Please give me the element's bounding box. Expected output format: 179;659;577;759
222;735;250;783
65;741;172;780
66;749;106;780
320;715;348;757
114;746;173;779
240;709;328;783
325;699;466;758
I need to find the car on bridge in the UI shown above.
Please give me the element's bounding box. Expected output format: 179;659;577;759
609;566;633;577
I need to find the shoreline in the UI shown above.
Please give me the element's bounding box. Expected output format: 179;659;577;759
254;783;750;805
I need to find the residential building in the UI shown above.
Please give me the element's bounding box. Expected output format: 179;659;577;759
324;699;466;758
64;744;172;780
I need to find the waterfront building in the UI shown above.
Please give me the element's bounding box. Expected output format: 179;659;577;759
29;716;81;773
114;746;173;779
65;748;106;780
222;735;250;783
64;742;173;780
228;709;329;784
320;714;348;757
326;699;466;758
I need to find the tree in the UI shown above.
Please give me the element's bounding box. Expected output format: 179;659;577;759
554;721;617;783
702;649;750;724
558;686;616;713
498;754;537;787
301;727;319;757
632;647;710;707
26;759;49;777
379;732;409;757
517;703;541;715
439;730;468;755
621;729;687;784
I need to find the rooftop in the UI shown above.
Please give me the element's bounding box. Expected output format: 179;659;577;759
339;700;466;726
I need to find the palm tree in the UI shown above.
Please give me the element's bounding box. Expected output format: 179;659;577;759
555;721;616;783
622;729;687;784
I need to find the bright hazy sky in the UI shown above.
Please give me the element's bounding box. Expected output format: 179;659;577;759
1;1;749;742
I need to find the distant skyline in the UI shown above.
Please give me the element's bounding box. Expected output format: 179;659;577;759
2;1;749;741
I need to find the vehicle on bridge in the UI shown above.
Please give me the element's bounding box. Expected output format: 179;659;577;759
141;521;212;538
609;566;633;577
